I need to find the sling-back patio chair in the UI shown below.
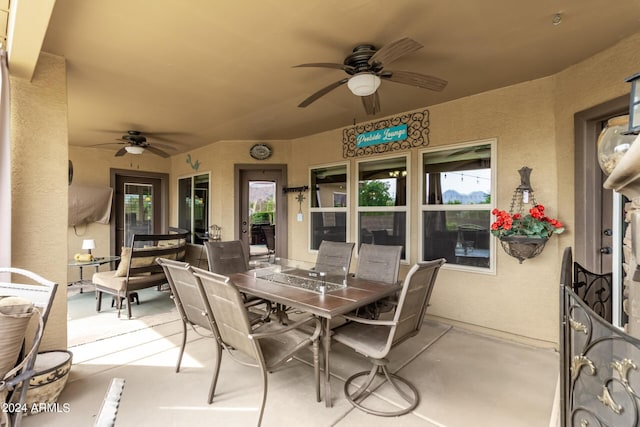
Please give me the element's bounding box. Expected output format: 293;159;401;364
191;266;322;426
332;258;445;416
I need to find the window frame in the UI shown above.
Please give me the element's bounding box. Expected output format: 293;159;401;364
355;153;411;262
419;139;497;274
308;161;350;252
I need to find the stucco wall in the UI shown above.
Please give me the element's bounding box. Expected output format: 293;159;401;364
11;52;68;350
67;146;170;281
18;32;640;350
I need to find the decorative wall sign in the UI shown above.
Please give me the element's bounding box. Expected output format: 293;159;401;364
343;109;430;158
356;124;407;148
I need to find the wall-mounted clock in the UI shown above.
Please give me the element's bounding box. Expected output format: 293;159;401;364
250;143;272;160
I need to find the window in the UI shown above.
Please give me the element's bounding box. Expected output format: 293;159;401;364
357;155;409;260
420;140;495;272
309;163;349;250
178;173;210;244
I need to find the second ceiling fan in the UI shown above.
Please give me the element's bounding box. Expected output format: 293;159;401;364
295;37;447;115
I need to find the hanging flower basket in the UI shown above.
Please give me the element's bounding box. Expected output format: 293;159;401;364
491;168;565;264
499;236;549;264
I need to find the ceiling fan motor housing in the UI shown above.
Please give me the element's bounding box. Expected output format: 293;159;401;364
344;44;382;74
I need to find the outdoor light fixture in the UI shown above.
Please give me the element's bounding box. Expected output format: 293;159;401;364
597;73;640;176
125;145;145;155
625;72;640;135
347;73;381;96
82;239;96;255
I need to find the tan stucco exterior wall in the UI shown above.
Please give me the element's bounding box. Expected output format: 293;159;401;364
11;52;68;350
16;32;640;350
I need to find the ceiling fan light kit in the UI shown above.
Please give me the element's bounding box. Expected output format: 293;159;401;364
125;145;145;155
347;73;381;96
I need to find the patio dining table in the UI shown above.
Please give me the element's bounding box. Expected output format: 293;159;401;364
228;259;400;407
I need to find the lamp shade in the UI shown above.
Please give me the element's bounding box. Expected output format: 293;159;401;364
125;145;145;155
82;239;96;250
347;73;381;97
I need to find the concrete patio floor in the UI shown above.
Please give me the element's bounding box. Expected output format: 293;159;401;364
21;291;559;426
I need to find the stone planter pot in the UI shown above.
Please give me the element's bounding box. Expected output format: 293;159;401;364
499;236;549;263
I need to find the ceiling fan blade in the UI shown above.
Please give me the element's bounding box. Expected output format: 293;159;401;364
361;92;381;115
369;37;423;68
114;147;128;157
298;78;349;108
148;142;178;151
145;145;170;158
89;142;125;147
381;70;448;91
293;63;355;73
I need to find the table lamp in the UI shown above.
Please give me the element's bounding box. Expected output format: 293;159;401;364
82;239;96;255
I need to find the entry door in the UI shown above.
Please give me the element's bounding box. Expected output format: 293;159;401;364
237;166;287;259
114;174;164;251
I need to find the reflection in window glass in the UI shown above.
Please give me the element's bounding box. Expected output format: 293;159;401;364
357;155;408;260
358;157;406;207
178;173;210;244
310;164;348;250
422;210;491;268
421;142;494;271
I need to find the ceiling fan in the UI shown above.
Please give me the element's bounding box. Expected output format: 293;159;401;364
93;130;177;158
294;37;447;115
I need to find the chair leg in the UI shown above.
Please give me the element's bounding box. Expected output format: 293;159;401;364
344;363;419;417
257;365;268;427
176;321;187;373
313;339;320;402
126;292;132;319
96;291;103;312
207;342;222;404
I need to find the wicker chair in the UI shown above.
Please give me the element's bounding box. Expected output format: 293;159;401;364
332;258;445;416
0;267;58;427
191;266;322;426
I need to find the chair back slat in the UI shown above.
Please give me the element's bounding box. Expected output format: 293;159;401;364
157;258;211;331
204;240;249;274
355;243;402;285
315;241;355;276
192;267;261;360
391;259;445;348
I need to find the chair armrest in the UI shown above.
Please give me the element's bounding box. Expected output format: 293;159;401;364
251;315;321;341
340;313;396;326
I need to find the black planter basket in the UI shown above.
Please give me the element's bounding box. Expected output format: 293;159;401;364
499;236;549;263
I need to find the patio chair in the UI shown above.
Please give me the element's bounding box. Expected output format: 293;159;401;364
314;240;355;277
353;243;402;319
204;240;271;321
156;258;263;374
0;267;58;427
191;266;322;426
261;224;276;262
332;258;445;416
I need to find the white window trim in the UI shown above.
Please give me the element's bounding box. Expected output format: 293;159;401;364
419;138;497;275
308;161;350;253
177;171;211;243
355;153;411;262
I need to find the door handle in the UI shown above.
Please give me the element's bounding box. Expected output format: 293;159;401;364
600;246;612;254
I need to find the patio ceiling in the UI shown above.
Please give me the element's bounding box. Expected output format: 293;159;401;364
8;1;640;155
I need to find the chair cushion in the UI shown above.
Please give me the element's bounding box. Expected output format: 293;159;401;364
93;270;165;293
